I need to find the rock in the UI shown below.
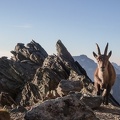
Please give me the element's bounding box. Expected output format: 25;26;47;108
11;105;27;113
33;67;61;100
42;55;69;79
56;40;74;63
56;40;89;78
0;92;17;107
0;41;46;108
10;106;27;120
24;93;98;120
57;79;83;97
0;40;104;108
56;40;93;92
11;40;48;65
0;57;38;101
0;39;119;120
15;83;41;107
81;94;102;109
0;109;10;120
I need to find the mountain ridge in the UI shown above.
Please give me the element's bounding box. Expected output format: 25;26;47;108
0;40;120;120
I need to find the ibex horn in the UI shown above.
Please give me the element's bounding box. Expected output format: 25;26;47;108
104;43;108;55
96;43;101;55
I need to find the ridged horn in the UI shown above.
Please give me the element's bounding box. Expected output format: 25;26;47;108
104;43;108;55
96;43;101;55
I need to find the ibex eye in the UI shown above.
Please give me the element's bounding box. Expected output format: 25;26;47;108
97;60;100;62
98;58;101;61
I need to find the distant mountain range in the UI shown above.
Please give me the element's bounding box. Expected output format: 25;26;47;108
73;55;120;104
73;55;97;81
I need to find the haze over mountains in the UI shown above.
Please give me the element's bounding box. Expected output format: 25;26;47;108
73;55;120;104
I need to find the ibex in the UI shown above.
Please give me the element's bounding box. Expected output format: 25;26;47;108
93;43;116;105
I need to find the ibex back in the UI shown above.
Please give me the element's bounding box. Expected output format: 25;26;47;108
93;43;116;105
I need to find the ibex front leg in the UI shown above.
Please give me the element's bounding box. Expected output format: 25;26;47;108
94;83;101;95
94;76;103;96
102;85;111;105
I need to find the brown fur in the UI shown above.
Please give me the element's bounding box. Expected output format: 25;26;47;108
93;43;116;105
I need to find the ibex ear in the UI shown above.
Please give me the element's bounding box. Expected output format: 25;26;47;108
108;51;112;58
93;52;97;58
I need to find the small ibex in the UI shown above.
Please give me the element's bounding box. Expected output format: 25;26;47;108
93;43;116;105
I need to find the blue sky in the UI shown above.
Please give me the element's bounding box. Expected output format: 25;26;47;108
0;0;120;65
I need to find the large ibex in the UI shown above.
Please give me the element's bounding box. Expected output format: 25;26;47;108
93;43;116;105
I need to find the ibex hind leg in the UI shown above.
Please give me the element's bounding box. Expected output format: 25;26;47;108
96;84;101;96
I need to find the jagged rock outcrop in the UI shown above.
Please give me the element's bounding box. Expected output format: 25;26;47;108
31;40;94;102
81;94;102;109
0;40;101;108
56;40;89;78
0;39;119;120
11;40;48;65
0;57;37;98
0;40;49;107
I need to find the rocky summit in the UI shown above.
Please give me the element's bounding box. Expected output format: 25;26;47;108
0;40;120;120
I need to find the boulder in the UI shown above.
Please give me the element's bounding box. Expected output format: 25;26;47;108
0;109;10;120
81;94;102;109
57;79;83;96
25;93;98;120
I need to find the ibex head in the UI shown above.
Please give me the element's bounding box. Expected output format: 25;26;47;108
93;43;112;72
